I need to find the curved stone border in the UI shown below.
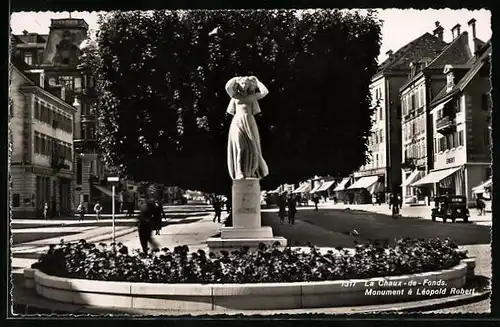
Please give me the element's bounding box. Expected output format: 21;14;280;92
23;258;476;311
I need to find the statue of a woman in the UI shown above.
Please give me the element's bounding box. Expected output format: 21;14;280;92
226;76;269;180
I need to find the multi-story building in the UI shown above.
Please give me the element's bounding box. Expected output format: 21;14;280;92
13;18;109;211
353;28;448;203
9;62;77;218
400;20;484;205
412;37;492;207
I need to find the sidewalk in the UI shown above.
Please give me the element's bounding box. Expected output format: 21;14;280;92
118;212;227;252
318;202;492;226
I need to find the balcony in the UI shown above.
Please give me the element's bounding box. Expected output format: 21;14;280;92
50;154;70;171
436;116;456;134
74;139;98;152
81;114;96;123
401;158;416;171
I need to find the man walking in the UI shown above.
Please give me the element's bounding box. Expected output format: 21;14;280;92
389;192;401;218
77;202;86;221
213;197;222;223
93;201;102;221
287;196;297;225
137;198;160;253
152;200;165;235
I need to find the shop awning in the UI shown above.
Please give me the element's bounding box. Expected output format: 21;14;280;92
316;180;336;192
369;181;385;193
472;179;492;194
401;170;424;187
268;186;282;194
347;176;379;190
310;183;323;193
334;177;350;191
93;185;113;197
411;167;461;187
293;183;311;194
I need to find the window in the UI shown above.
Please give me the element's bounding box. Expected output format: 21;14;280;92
379;105;383;120
458;130;464;146
37;49;44;64
84;194;89;203
484;128;490;147
482;94;490;111
34;134;40;154
379;130;384;143
24;53;33;65
76;157;83;184
12;194;20;207
58;76;74;91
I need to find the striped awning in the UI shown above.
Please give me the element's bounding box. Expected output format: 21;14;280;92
316;180;336;192
310;183;323;193
292;183;311;194
348;176;379;190
402;170;424;187
472;179;492;194
411;167;461;187
334;177;350;191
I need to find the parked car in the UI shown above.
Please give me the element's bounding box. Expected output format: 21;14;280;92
431;195;469;223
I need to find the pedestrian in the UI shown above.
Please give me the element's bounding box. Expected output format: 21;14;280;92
476;195;486;216
389;193;400;218
43;202;49;221
152;200;165;235
333;195;337;205
213;197;222;223
278;195;287;224
287;196;297;225
137;198;159;253
77;202;86;221
313;194;319;211
225;197;232;214
93;201;102;221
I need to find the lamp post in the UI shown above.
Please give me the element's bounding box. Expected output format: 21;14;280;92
107;176;120;243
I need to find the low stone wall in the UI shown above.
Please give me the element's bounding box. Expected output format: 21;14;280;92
23;258;476;311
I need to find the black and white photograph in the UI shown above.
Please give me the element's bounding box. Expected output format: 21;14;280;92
8;7;493;316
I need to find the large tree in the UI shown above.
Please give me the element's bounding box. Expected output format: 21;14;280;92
83;9;382;194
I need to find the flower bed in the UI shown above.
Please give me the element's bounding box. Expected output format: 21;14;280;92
32;238;467;284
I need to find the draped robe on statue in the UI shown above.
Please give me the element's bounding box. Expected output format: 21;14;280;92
225;76;269;180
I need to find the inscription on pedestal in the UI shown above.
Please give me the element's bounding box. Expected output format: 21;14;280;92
235;191;258;214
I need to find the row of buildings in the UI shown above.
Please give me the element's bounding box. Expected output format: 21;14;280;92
9;18;134;218
271;19;492;208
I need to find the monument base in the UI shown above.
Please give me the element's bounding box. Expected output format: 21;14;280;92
207;236;288;253
220;226;273;239
207;178;288;253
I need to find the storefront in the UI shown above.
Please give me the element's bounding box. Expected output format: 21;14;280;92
347;175;381;204
333;177;351;202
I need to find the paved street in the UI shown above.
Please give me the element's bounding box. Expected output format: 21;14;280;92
10;202;490;313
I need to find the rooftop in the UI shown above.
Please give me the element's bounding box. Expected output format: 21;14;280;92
430;41;491;106
376;32;448;75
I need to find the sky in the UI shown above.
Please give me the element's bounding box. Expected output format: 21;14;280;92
10;9;492;63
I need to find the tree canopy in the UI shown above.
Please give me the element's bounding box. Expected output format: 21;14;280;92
84;9;382;194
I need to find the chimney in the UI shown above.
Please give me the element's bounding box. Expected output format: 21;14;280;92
468;18;477;54
433;22;444;41
451;23;461;39
22;30;28;35
386;50;393;57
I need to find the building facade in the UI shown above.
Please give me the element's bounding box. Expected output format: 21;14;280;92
400;22;480;205
13;18;109;212
10;64;77;218
423;41;492;207
354;30;449;203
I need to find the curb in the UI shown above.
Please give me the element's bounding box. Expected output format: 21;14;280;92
85;226;137;244
11;286;490;316
23;258;473;312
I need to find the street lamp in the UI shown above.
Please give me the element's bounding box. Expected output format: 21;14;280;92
107;176;120;243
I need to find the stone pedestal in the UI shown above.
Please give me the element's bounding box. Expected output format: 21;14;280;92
207;178;287;252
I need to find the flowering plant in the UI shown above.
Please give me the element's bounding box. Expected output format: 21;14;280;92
32;238;467;284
